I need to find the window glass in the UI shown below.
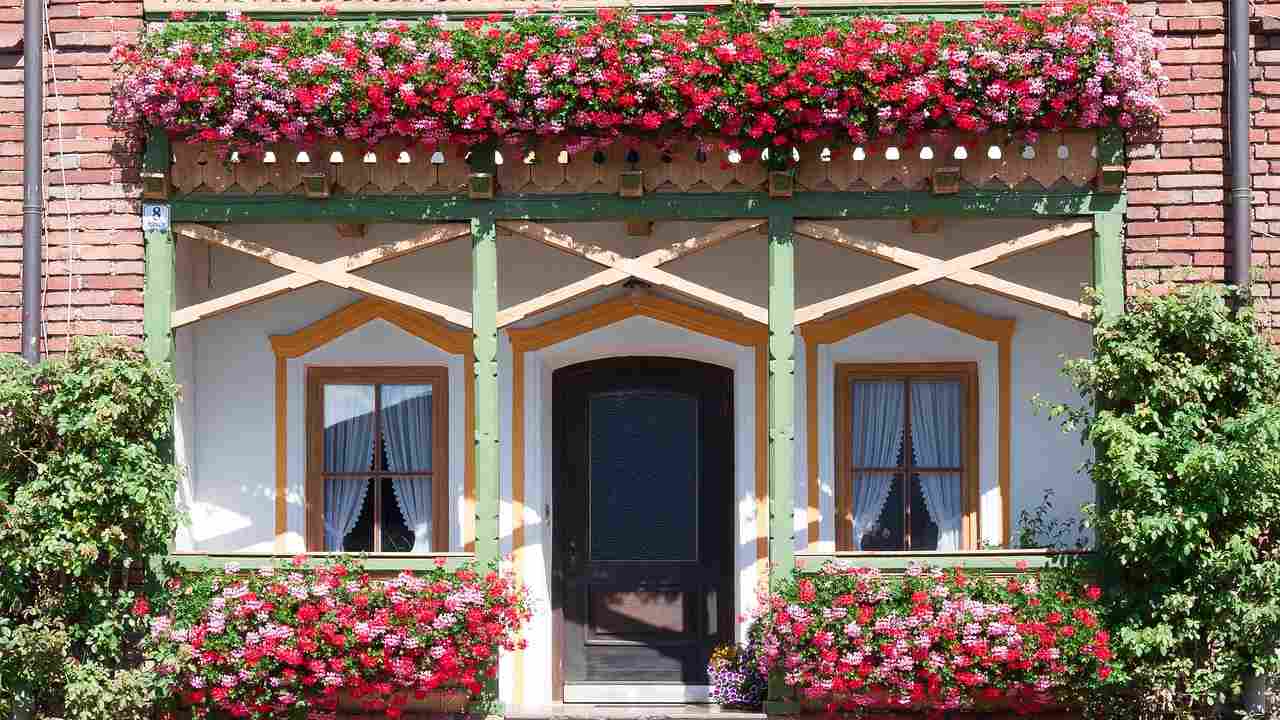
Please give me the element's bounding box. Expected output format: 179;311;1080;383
847;375;966;551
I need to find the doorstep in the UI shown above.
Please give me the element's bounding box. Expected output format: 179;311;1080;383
505;705;766;720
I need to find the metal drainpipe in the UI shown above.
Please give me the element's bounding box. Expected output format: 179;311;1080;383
20;0;44;363
1228;0;1252;295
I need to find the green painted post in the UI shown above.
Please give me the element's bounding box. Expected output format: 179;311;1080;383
767;214;796;577
1092;210;1125;319
471;211;500;567
765;214;800;715
143;131;175;368
1093;129;1125;319
469;208;502;714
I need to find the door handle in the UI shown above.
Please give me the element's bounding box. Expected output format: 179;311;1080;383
567;539;578;568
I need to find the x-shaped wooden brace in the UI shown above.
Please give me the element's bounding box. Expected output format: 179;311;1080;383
792;220;1093;324
171;223;473;328
495;219;768;327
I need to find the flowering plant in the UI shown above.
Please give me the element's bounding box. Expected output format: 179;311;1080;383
113;0;1163;157
757;562;1112;714
707;635;767;709
146;556;529;720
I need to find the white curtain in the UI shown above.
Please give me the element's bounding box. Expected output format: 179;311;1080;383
381;385;434;553
323;386;375;552
911;380;964;551
850;380;905;550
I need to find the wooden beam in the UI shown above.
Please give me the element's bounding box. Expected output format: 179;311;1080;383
172;223;471;328
497;219;768;325
495;219;764;327
173;223;472;328
170;191;1124;225
496;268;629;327
794;220;1092;323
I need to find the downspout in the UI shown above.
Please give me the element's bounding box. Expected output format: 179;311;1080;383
1228;0;1251;295
20;0;44;363
1229;1;1270;713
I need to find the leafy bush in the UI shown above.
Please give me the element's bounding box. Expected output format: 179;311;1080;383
147;556;530;719
1047;284;1280;711
757;562;1111;713
1016;489;1091;550
0;339;182;718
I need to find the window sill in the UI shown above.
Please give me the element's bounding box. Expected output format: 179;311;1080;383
167;551;476;572
795;548;1094;572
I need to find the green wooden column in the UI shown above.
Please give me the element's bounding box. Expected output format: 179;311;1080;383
767;214;796;578
1092;210;1125;319
472;210;500;568
143;131;175;368
765;214;800;715
1093;128;1126;319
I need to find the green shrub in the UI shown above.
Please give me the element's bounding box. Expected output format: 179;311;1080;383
1046;285;1280;712
0;338;182;719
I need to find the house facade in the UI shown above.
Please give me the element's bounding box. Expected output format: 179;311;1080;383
3;0;1279;710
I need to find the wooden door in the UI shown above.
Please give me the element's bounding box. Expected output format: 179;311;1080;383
553;358;734;692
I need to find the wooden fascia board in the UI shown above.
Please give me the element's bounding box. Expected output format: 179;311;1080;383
169;190;1124;224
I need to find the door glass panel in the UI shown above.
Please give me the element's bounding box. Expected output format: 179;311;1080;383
589;590;687;637
588;390;698;562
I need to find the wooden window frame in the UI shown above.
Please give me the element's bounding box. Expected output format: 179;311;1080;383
835;362;979;552
305;365;450;553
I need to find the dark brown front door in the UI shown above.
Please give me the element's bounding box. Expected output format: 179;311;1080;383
553;358;733;692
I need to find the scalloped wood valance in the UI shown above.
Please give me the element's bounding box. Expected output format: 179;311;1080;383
168;130;1102;197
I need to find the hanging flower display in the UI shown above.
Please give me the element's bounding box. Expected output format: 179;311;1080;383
146;556;530;720
756;562;1114;714
113;0;1163;157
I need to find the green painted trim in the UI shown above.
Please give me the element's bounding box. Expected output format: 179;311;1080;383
471;212;500;568
143;225;175;367
1092;209;1125;318
167;553;477;572
169;190;1122;223
767;215;796;579
1098;127;1124;167
144;129;171;173
795;550;1097;573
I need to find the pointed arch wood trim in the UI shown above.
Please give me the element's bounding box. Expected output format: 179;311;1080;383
507;292;768;352
799;288;1015;550
269;297;473;549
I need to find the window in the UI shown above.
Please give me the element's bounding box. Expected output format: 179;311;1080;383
306;367;448;553
835;363;978;552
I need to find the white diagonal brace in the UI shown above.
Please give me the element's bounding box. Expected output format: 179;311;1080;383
174;224;472;328
498;220;768;324
172;223;471;328
794;220;1092;324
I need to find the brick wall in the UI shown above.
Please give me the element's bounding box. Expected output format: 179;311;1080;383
1126;0;1280;324
0;0;143;354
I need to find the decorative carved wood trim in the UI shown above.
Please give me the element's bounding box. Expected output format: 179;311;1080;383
168;132;1102;197
793;220;1093;323
172;223;470;328
173;223;473;328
